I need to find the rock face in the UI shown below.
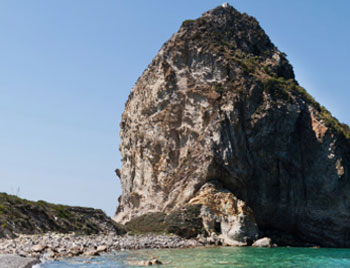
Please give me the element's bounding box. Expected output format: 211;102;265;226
0;193;125;239
115;4;350;247
189;181;258;245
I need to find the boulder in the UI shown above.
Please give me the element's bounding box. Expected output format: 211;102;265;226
252;237;272;248
31;244;46;252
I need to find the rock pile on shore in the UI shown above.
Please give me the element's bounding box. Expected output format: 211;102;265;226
0;232;201;260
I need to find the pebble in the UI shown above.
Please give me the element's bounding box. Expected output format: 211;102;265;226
0;232;201;260
129;258;162;266
31;244;46;252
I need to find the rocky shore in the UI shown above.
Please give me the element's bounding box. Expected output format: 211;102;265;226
0;232;202;261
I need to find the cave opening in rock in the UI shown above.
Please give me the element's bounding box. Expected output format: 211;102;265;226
214;221;221;234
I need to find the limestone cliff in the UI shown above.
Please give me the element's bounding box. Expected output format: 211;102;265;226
115;4;350;247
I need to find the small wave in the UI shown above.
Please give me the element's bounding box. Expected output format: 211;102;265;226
32;257;46;268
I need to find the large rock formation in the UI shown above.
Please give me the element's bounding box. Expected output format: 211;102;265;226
115;4;350;247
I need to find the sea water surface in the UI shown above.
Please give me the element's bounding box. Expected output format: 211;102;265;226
41;247;350;268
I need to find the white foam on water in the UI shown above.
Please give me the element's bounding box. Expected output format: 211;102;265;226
32;257;47;268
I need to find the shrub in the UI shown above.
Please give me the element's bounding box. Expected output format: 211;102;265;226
181;19;195;27
263;77;292;101
54;205;73;219
0;205;7;214
320;106;350;140
292;84;321;110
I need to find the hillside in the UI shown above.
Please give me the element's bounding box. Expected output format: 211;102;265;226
0;193;125;238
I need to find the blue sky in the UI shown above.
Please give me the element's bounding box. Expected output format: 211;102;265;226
0;0;349;216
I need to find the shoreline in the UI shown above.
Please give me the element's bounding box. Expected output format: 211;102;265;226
0;232;203;265
0;232;320;267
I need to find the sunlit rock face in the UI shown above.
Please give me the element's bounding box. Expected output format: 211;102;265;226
115;4;350;247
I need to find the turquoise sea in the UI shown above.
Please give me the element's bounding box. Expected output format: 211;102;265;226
41;247;350;268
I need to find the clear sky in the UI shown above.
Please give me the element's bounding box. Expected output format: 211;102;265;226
0;0;349;216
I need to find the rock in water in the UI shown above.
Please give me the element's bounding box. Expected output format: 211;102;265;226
115;4;350;247
252;237;272;248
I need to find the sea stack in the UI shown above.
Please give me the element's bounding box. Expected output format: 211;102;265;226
115;4;350;247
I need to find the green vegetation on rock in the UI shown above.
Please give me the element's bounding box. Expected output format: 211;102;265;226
263;77;293;102
125;205;204;238
320;107;350;140
262;76;350;140
125;212;167;234
181;19;195;27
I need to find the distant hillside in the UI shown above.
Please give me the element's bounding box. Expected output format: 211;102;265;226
0;193;125;238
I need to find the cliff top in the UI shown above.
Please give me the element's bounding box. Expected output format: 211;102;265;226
179;4;348;140
132;4;350;141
